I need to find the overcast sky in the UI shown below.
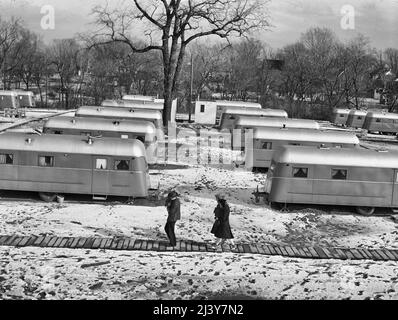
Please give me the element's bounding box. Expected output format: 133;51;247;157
0;0;397;50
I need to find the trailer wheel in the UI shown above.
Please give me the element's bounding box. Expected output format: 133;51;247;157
39;192;57;202
356;206;375;216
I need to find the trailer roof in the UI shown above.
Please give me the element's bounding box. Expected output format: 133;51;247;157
365;112;398;120
236;116;320;130
197;100;262;109
44;116;156;134
333;109;351;115
348;110;367;116
102;100;164;110
254;128;359;144
273;145;398;168
0;133;146;157
76;106;163;120
222;108;288;118
0;91;18;96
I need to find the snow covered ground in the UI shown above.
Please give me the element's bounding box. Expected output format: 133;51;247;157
0;127;398;300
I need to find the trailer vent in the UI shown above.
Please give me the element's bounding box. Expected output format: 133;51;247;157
319;144;330;150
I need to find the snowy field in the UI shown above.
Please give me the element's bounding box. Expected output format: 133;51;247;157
0;127;398;300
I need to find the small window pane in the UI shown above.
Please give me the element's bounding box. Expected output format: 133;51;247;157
96;159;107;170
340;114;345;118
357;116;362;120
262;142;272;150
121;134;129;139
376;119;381;123
39;156;54;167
200;105;205;113
81;132;91;136
115;160;130;171
0;154;13;164
54;131;63;135
332;169;347;180
293;167;308;178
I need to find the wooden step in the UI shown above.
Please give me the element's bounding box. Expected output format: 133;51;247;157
92;195;107;201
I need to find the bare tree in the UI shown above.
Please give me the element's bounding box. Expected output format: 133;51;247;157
0;17;23;89
90;0;270;126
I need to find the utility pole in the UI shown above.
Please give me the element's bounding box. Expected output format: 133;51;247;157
189;53;194;123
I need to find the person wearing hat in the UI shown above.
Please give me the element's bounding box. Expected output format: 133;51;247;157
164;190;181;247
211;194;235;248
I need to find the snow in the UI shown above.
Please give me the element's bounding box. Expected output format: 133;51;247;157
1;126;398;299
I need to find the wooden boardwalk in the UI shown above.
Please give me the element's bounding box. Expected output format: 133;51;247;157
1;235;398;262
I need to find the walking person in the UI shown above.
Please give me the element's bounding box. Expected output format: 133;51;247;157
211;194;235;249
164;190;181;247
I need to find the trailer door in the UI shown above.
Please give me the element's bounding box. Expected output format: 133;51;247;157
92;157;110;195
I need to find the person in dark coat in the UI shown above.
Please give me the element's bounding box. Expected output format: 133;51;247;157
211;194;235;248
165;190;181;247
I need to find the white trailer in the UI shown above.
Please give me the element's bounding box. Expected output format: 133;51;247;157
194;100;262;125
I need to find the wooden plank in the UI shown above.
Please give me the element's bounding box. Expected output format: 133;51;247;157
199;244;207;253
122;239;131;250
314;247;328;259
374;249;389;261
147;241;154;251
25;236;37;247
83;238;96;249
53;237;64;247
166;244;174;252
320;248;335;260
10;236;24;247
334;248;348;260
273;246;283;256
192;243;199;251
350;249;365;260
3;235;17;246
356;248;373;260
17;236;32;247
99;238;111;250
256;245;266;255
64;237;75;248
279;247;289;257
381;249;397;261
285;246;300;257
206;244;216;253
77;237;88;248
0;236;10;246
92;238;102;249
249;245;259;254
327;248;343;260
222;244;231;252
242;244;252;254
46;237;59;247
116;239;125;250
180;241;186;252
110;239;121;250
185;242;192;252
32;236;45;247
301;247;314;258
267;245;277;255
237;244;245;254
141;240;148;251
152;241;160;251
158;242;166;252
295;247;309;258
342;249;355;260
369;249;383;261
308;247;320;258
388;250;398;260
69;238;80;249
261;245;272;255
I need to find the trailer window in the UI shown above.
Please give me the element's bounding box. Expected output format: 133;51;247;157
54;131;63;135
340;114;345;118
0;154;13;164
376;119;381;123
261;142;272;150
114;160;130;171
136;136;145;143
200;105;205;113
81;132;91;136
357;116;362;120
39;156;54;167
121;134;129;139
332;169;347;180
96;159;107;170
293;167;308;178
